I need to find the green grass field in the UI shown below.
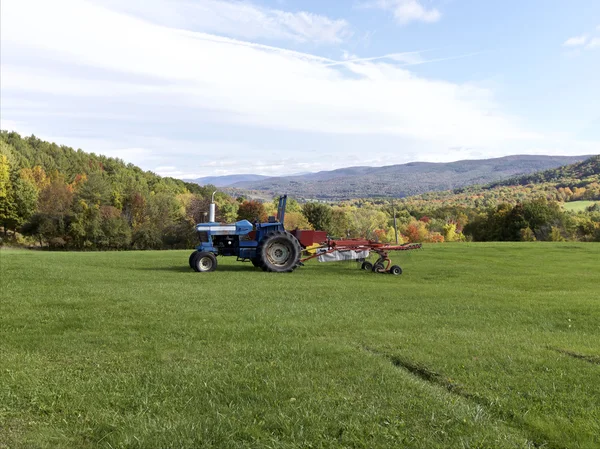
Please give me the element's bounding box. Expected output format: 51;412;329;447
562;201;598;212
1;244;599;449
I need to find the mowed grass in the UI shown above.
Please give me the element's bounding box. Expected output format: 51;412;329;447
562;201;598;212
1;244;599;449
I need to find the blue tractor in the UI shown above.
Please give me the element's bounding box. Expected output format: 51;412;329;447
188;194;302;273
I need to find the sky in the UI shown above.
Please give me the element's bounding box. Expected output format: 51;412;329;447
1;0;599;179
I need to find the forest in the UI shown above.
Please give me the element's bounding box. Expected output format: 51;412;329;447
1;131;599;249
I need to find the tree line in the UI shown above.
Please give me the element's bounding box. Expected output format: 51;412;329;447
1;131;599;249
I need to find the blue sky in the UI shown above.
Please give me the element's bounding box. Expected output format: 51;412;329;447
1;0;599;178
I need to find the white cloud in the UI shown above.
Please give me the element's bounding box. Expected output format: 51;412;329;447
95;0;351;44
1;0;595;177
586;37;600;49
563;35;588;47
362;0;441;25
1;0;520;143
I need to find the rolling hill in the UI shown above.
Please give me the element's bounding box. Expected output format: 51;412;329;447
187;174;270;187
218;155;592;200
489;155;600;187
399;155;600;210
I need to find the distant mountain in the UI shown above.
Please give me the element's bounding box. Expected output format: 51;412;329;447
227;155;592;200
187;174;271;187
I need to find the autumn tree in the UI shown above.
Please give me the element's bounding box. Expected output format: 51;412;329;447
284;211;312;230
23;179;74;246
237;200;267;222
403;220;429;243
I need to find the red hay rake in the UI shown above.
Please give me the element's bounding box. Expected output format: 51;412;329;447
300;239;422;276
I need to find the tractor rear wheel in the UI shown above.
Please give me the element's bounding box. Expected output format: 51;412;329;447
256;231;301;273
191;251;217;273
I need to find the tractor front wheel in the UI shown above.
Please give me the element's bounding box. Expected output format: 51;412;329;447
189;251;198;268
191;251;218;273
257;231;301;273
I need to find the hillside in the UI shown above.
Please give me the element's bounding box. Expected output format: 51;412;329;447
224;155;591;200
0;131;235;250
399;155;600;211
490;155;600;187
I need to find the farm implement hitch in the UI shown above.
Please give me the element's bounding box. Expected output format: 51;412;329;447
301;239;422;275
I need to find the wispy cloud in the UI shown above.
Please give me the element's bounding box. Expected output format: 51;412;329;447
361;0;441;25
563;35;588;47
586;37;600;49
324;50;483;68
324;50;427;66
563;25;600;50
96;0;351;44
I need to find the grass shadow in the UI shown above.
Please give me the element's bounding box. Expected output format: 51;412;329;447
138;265;258;273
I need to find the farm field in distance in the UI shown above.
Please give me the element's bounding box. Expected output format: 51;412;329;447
561;201;599;212
1;244;599;449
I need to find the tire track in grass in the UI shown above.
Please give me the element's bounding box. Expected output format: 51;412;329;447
362;346;563;449
549;347;600;365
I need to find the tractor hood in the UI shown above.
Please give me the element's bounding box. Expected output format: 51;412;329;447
235;220;253;235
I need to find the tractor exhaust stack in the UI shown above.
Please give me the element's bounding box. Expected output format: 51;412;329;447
209;191;217;223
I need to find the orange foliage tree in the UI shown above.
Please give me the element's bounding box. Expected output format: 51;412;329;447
237;200;267;223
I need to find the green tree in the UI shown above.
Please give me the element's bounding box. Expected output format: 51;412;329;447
162;216;196;249
69;201;103;248
0;154;17;235
215;194;239;223
520;227;536;241
100;207;132;249
347;207;388;239
13;177;38;227
329;207;351;238
76;172;111;206
550;226;565;242
302;202;333;232
522;197;563;240
273;197;301;214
